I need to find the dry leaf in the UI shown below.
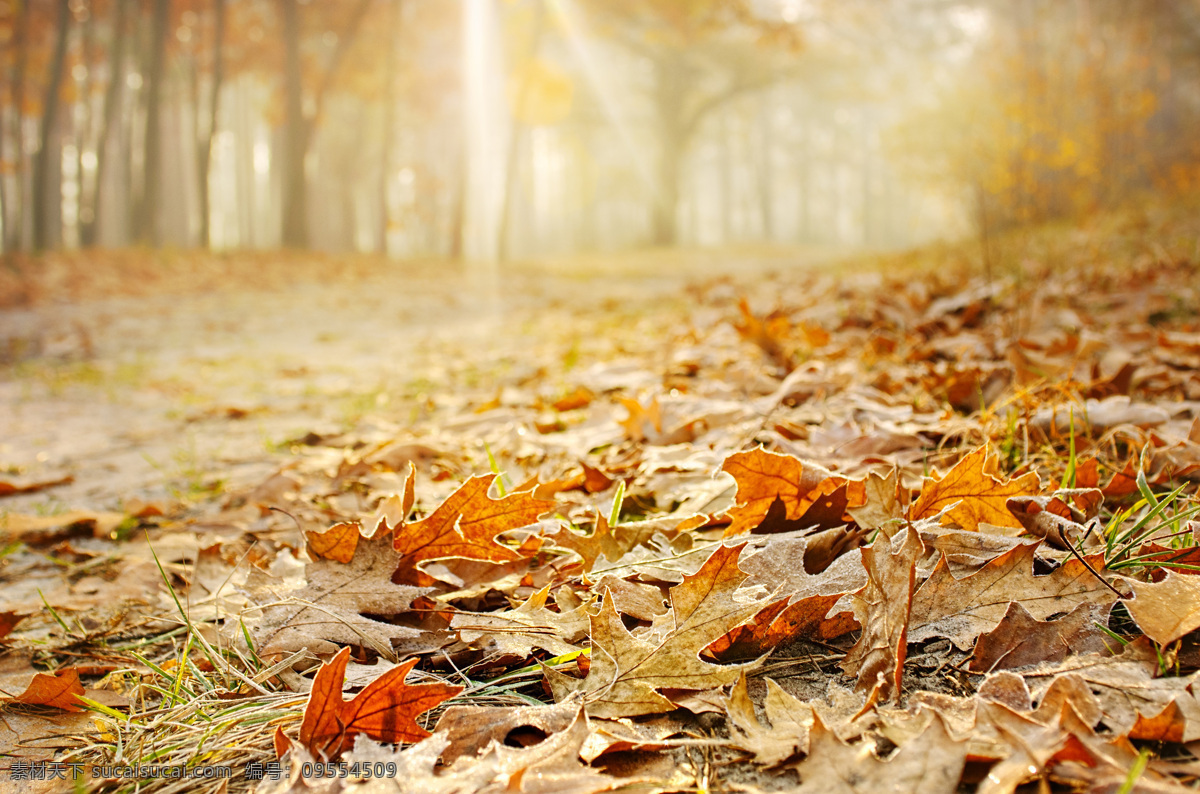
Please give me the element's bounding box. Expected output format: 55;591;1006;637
451;585;592;658
1126;572;1200;645
394;475;553;585
909;542;1119;649
790;712;967;794
908;445;1040;532
841;528;923;701
721;448;862;536
968;601;1115;672
546;543;765;718
298;646;461;760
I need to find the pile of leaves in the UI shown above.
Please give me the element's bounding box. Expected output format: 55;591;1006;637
2;214;1200;793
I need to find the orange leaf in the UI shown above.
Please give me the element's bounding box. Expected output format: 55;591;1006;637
306;522;360;563
908;445;1039;531
299;647;461;761
393;475;553;585
14;669;85;711
721;448;862;536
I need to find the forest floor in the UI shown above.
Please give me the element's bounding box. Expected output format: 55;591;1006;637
1;202;1200;793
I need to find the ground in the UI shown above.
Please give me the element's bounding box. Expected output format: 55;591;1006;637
2;215;1200;793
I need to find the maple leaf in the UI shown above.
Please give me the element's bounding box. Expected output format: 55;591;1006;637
908;445;1040;532
908;542;1120;649
298;646;461;761
393;475;554;586
546;543;766;719
841;528;923;702
721;448;865;536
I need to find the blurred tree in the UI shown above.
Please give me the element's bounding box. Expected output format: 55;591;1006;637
279;0;372;249
32;0;69;251
575;0;800;245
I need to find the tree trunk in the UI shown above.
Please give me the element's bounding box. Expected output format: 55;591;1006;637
32;0;71;251
8;0;31;251
280;0;307;248
378;0;401;255
197;0;225;248
138;0;170;245
279;0;370;249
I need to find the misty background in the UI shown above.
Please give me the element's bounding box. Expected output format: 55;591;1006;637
1;0;1198;263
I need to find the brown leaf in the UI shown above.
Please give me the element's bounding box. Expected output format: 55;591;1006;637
1126;572;1200;645
546;543;765;718
841;528;923;701
790;712;967;794
0;474;73;498
451;585;592;658
968;601;1115;672
254;523;433;659
908;445;1040;532
394;475;553;585
721;448;863;536
723;672;813;766
909;542;1119;649
705;592;857;661
11;669;85;711
298;646;461;761
0;610;28;640
433;699;580;766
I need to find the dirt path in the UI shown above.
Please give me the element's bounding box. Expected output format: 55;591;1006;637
0;257;756;516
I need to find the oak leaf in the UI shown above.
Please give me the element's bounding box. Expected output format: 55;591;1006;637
546;543;766;718
1126;572;1200;645
968;601;1114;672
254;523;432;659
909;542;1120;649
394;475;554;586
790;712;967;794
705;593;857;661
10;669;85;711
724;672;814;766
721;448;864;536
841;528;923;702
450;585;592;659
298;646;461;761
908;445;1040;532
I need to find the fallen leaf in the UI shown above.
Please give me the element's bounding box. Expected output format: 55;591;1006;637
909;542;1119;649
908;445;1040;532
790;711;967;793
721;448;862;536
841;528;923;701
705;592;857;661
394;475;553;585
0;474;74;497
546;543;765;718
298;646;461;760
968;601;1115;672
432;698;580;765
254;523;434;659
724;672;814;766
1126;572;1200;645
451;585;592;658
9;669;85;711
